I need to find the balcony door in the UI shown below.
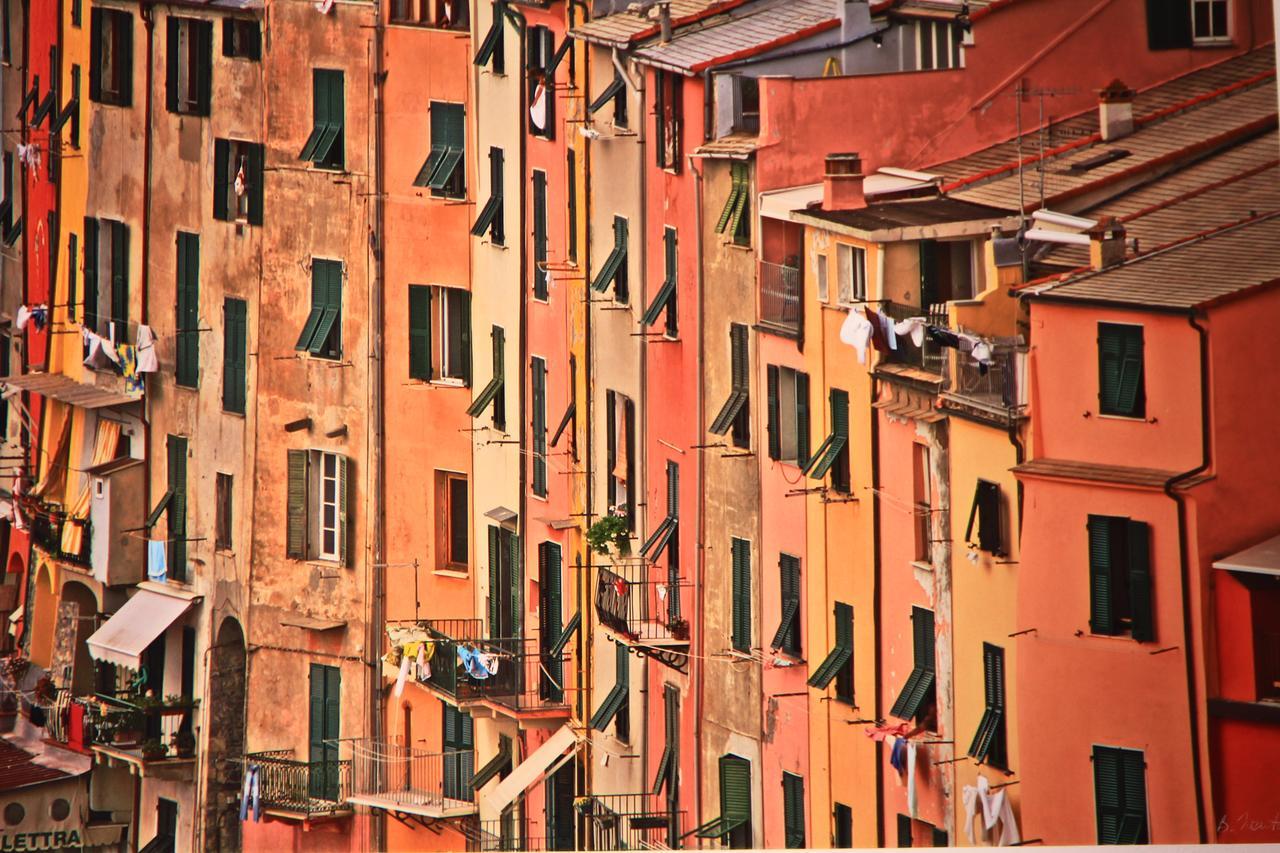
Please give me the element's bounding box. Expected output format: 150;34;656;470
308;664;341;800
441;702;474;802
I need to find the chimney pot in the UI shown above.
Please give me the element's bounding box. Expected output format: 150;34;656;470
1088;216;1127;269
1097;79;1135;142
823;152;866;211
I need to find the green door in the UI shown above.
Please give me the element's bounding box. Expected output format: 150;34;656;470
308;664;340;800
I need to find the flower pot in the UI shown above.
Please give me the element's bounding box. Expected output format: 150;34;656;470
114;730;142;747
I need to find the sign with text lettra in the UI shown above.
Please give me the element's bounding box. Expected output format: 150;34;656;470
0;829;84;851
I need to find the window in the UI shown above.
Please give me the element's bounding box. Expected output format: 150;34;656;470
408;285;471;384
295;259;342;359
731;537;751;653
471;147;505;244
771;554;801;656
175;232;199;388
964;479;1004;555
1088;515;1153;641
435;471;468;571
735;76;760;134
222;18;261;60
919;238;975;306
716;163;750;246
222;298;247;414
151;799;177;851
889;607;936;726
1;0;9;64
605;390;635;529
1093;746;1148;844
532;170;548;298
816;253;829;303
414;102;465;198
809;602;854;701
782;773;805;849
487;524;521;639
67;234;78;322
1;152;20;246
551;355;577;460
588;72;627;128
709;324;750;447
286;449;350;564
531;356;547;497
537;541;563;700
82;218;130;344
915;19;961;70
642;227;678;336
653;683;679;800
968;643;1007;768
166;435;188;583
767;365;810;464
836;244;865;305
834;803;853;848
299;69;344;170
591;216;628;301
1098;323;1145;418
466;326;506;429
694;755;750;848
441;702;474;801
306;664;341;799
655;70;682;171
526;26;561;139
567;149;578;263
392;0;468;29
473;1;506;74
913;444;932;563
1193;0;1228;40
590;641;630;739
165;16;213;116
546;760;574;851
89;9;133;106
215;472;233;551
641;462;679;615
213;139;264;224
805;387;849;491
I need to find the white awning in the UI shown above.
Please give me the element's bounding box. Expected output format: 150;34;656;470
759;184;822;222
1213;532;1280;577
86;589;195;669
481;723;580;814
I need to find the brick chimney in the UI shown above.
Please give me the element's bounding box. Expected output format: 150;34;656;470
823;152;865;211
1098;79;1135;142
1088;216;1127;269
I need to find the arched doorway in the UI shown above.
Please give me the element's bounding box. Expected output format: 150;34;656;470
203;617;246;852
27;562;56;667
58;582;99;695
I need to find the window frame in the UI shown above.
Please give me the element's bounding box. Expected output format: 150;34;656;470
1191;0;1229;42
435;470;468;572
416;101;466;198
889;606;937;726
90;8;133;107
730;537;752;653
836;243;866;305
213;138;265;225
1097;322;1145;419
295;258;343;360
299;68;345;171
215;472;233;551
605;389;636;531
222;17;261;61
1087;514;1154;641
166;15;213;117
767;364;810;466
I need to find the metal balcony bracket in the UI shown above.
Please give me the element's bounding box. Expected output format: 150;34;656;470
631;644;689;674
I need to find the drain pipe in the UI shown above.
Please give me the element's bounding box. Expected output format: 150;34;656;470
688;152;706;845
870;372;884;849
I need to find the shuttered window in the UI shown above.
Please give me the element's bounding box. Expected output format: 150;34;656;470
108;220;130;344
175;232;199;387
1088;515;1154;641
716;162;750;246
767;365;810;465
82;218;99;328
89;8;133;106
308;664;341;799
809;602;854;698
642;227;678;335
890;607;936;723
713;754;752;848
526;25;558;139
587;72;626;126
771;554;801;656
653;683;679;798
295;259;342;359
655;70;682;171
1145;0;1192;48
967;643;1007;767
1093;746;1148;844
1098;323;1145;418
408;285;432;380
486;525;520;640
590;642;630;737
605;390;636;530
415;101;465;197
470;734;512;792
299;69;344;170
467;326;505;428
531;356;548;496
782;772;805;848
591;216;628;300
566;149;578;262
531;171;550;299
165;16;213;116
167;435;188;582
473;0;506;74
222;298;247;414
964;479;1004;555
640;461;678;566
805;387;848;489
212;139;264;225
710;323;750;447
538;541;563;701
411;286;471;384
731;537;751;653
442;702;475;801
286;450;309;559
898;814;913;848
471;147;505;244
222;17;261;60
834;803;853;848
286;450;350;565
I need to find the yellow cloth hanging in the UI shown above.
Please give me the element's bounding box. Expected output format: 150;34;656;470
61;420;122;556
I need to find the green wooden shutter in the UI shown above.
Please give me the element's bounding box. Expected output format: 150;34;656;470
831;388;850;491
222;298;247;414
118;13;134;106
247;143;265;226
1118;750;1148;843
337;455;350;566
111;222;129;336
194;19;213;115
308;663;325;767
766;365;781;460
175;232;199;387
795;372;810;466
1116;328;1144;416
408;285;432;380
83;218;98;329
783;773;805;848
488;525;501;635
532;357;547;496
213;139;229;221
897;814;913;848
719;755;751;822
834;804;853;848
167;435;188;582
540;542;563;700
89;10;103;100
67;233;78;322
731;537;750;652
165;17;179;112
533;171;548;299
508;531;521;640
1093;746;1122;843
1127;520;1153;641
286;450;309;558
326;70;344;168
459;291;472;385
1088;515;1116;635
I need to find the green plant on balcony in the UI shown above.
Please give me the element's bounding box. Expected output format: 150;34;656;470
140;738;168;761
110;708;145;746
587;513;630;557
174;729;196;758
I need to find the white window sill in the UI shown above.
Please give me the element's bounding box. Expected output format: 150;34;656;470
433;568;469;579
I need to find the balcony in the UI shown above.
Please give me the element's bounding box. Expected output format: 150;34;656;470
346;738;477;819
941;340;1023;423
879;302;949;379
580;793;686;850
30;511;92;569
459;818;548;851
68;694;199;781
759;261;802;336
595;562;690;649
243;749;353;821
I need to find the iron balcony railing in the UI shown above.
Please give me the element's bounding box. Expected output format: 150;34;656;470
243;749;352;817
455;635;571;715
410;618;486;698
759;261;802;335
464;817;547;852
595;562;690;647
64;693;198;760
580;793;686;850
881;302;949;377
950;340;1020;411
346;738;476;815
30;511;92;568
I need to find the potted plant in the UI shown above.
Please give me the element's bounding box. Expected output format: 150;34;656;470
140;738;168;761
33;675;56;706
587;512;630;558
668;617;690;641
112;709;144;746
174;729;196;759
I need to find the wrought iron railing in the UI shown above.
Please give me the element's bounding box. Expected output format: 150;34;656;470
455;636;570;715
30;511;92;568
581;793;686;850
408;618;486;698
881;302;949;377
244;750;352;816
595;563;690;646
759;261;802;334
347;738;476;812
950;340;1020;411
465;817;547;852
68;694;198;760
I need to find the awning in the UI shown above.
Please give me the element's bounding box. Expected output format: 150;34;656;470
0;372;141;409
86;589;195;669
280;614;346;631
1213;532;1280;577
759;184;822;222
481;723;580;814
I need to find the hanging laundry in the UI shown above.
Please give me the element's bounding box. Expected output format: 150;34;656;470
457;645;490;680
877;311;898;350
613;577;627;599
83;330;120;369
416;643;430;681
16;144;40;172
962;775;989;844
985;785;1022;846
477;652;499;676
117;345;143;394
234;158;247;198
925;326;961;349
394;653;411;697
14;306;30;331
655;583;667;603
442;0;454;25
135;325;160;373
906;741;918;816
148;540;167;583
530;81;548;131
894;316;928;348
839;307;873;363
889;737;907;773
863;306;890;353
971;340;994;365
314;0;335;12
15;305;47;332
239;765;261;822
864;721;910;742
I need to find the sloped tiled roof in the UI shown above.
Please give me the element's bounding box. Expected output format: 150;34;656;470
633;0;838;74
571;0;745;47
0;739;75;792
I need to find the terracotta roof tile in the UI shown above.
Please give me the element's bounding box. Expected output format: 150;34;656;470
0;739;75;792
633;0;837;73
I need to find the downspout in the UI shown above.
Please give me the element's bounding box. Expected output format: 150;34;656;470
370;6;389;851
688;152;706;845
870;372;884;849
1163;310;1211;843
